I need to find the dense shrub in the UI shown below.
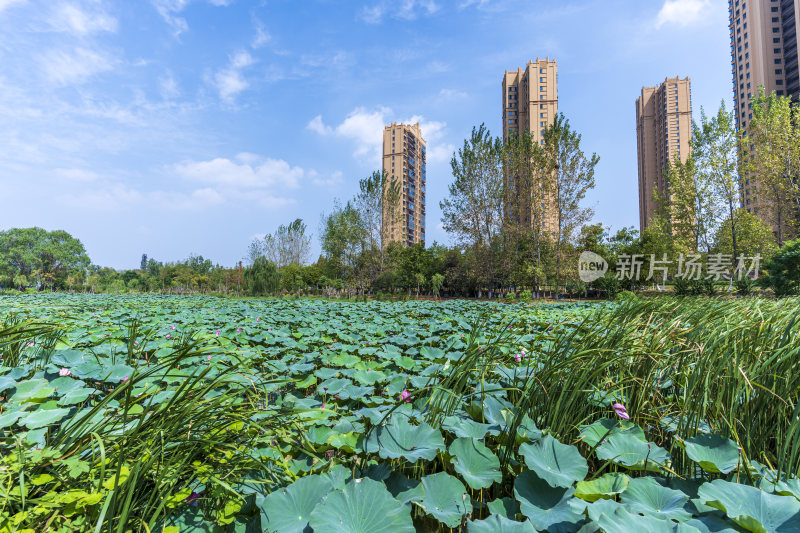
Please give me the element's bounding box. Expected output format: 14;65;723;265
762;239;800;297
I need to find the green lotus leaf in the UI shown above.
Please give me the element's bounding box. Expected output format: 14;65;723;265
620;476;691;522
467;515;536;533
594;506;676;533
575;473;630;502
11;378;54;403
680;515;744;533
419;472;470;528
260;474;333;533
448;437;502;490
51;349;86;367
0;375;16;394
308;477;414;533
352;369;386;386
296;375;317;389
698;479;800;532
514;469;582;532
323;464;354;490
519;434;588;488
596;431;670;471
49;376;85;396
487;497;520;520
578;417;645;447
442;415;501;439
363;418;444;462
769;479;800;501
57;387;93;406
0;409;24;429
22;406;70;429
680;434;741;474
318;377;352;395
384;471;424;504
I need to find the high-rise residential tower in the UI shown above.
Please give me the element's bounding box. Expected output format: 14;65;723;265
729;0;800;215
381;122;426;247
635;77;693;231
501;58;558;234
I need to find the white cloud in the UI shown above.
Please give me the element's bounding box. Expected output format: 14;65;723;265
39;47;114;85
213;50;255;104
251;21;271;48
459;0;490;7
172;153;304;189
656;0;712;28
55;168;103;182
151;0;232;35
307;115;332;135
0;0;26;13
405;114;454;163
439;88;468;100
150;187;225;210
62;183;142;211
309;107;454;165
308;106;391;162
159;73;180;100
311;170;344;190
48;3;117;35
359;0;439;24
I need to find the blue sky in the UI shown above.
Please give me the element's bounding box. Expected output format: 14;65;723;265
0;0;730;269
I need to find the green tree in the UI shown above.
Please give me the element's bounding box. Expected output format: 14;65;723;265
440;124;504;296
713;210;778;259
244;256;281;295
761;239;800;296
0;227;90;289
540;114;599;287
693;102;744;255
504;130;552;277
320;201;365;288
664;156;698;253
746;89;800;244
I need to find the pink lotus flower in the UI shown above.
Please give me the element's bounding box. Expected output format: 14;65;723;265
257;318;261;321
613;402;630;420
515;354;522;363
166;334;171;339
26;342;34;348
322;402;326;409
215;331;220;336
59;368;71;377
399;390;411;402
207;355;211;361
170;325;176;330
121;376;128;382
134;341;138;345
237;328;242;333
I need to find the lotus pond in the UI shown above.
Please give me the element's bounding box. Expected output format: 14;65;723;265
1;294;800;532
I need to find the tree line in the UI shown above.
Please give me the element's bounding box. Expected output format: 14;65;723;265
3;92;799;298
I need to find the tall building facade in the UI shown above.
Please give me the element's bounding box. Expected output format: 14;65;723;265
381;122;426;247
635;77;693;231
502;58;558;233
729;0;800;215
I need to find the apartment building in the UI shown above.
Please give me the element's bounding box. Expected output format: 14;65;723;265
501;58;558;234
635;77;693;231
730;0;800;215
381;122;426;247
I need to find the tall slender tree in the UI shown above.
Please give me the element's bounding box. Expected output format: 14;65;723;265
745;89;800;244
540;114;599;287
440;124;504;296
692;102;743;256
